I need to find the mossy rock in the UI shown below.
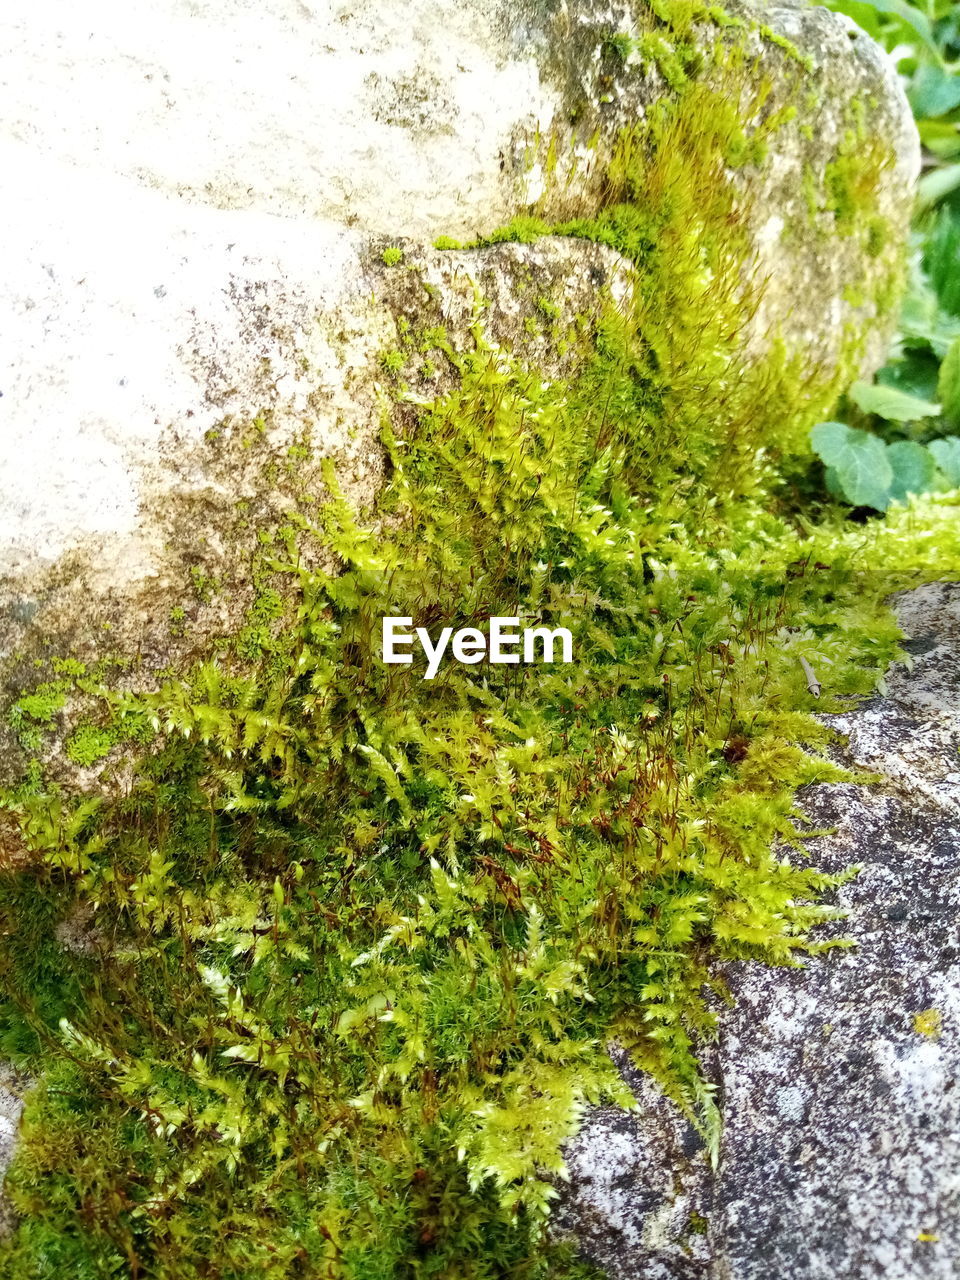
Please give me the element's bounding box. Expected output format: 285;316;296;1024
0;4;949;1275
0;0;918;669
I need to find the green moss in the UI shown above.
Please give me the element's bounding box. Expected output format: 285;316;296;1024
64;725;116;767
3;329;953;1275
382;246;404;266
865;216;888;258
634;31;700;93
420;324;451;352
8;686;66;727
602;31;635;63
379;348;406;376
189;566;221;604
844;282;867;307
471;216;553;246
535;295;560;321
823;129;894;239
0;12;947;1277
758;24;813;71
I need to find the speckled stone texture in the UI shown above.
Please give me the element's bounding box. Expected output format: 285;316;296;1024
0;1069;27;1235
554;581;960;1279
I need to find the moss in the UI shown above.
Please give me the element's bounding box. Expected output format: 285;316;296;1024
64;725;116;767
758;24;813;72
823;124;895;240
8;686;66;728
535;294;560;321
3;324;954;1274
865;216;888;258
382;246;404;266
379;348;406;376
843;282;866;307
601;32;634;63
634;31;700;93
0;7;946;1275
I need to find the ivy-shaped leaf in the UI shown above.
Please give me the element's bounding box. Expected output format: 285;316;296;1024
929;436;960;487
848;379;940;423
810;422;893;508
886;440;936;502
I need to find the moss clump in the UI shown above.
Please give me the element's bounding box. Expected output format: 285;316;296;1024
379;348;406;376
4;326;954;1275
3;315;957;1275
64;726;116;768
7;686;67;752
824;132;892;235
466;70;838;474
0;8;952;1278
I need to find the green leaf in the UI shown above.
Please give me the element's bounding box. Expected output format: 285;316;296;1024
810;421;854;467
848;380;941;422
886;440;936;502
824;464;846;499
917;120;960;161
929;435;960;486
877;350;941;403
925;208;960;316
918;163;960;211
810;422;893;508
835;435;893;508
827;0;940;58
909;66;960;119
937;337;960;425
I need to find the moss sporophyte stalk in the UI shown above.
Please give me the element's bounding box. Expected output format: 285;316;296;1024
0;6;957;1280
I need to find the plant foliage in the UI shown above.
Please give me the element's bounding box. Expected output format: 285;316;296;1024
0;4;959;1279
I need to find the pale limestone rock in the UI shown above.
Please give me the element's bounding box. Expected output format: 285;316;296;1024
0;0;918;600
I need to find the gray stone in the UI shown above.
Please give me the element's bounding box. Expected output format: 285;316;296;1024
0;1068;27;1236
554;582;960;1278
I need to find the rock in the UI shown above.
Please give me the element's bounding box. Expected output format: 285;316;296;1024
825;581;960;816
554;582;960;1279
0;229;629;682
0;1069;27;1236
0;0;918;641
0;0;915;241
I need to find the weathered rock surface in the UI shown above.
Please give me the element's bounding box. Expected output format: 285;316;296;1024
0;1069;26;1236
0;229;626;783
554;581;960;1279
0;0;917;612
